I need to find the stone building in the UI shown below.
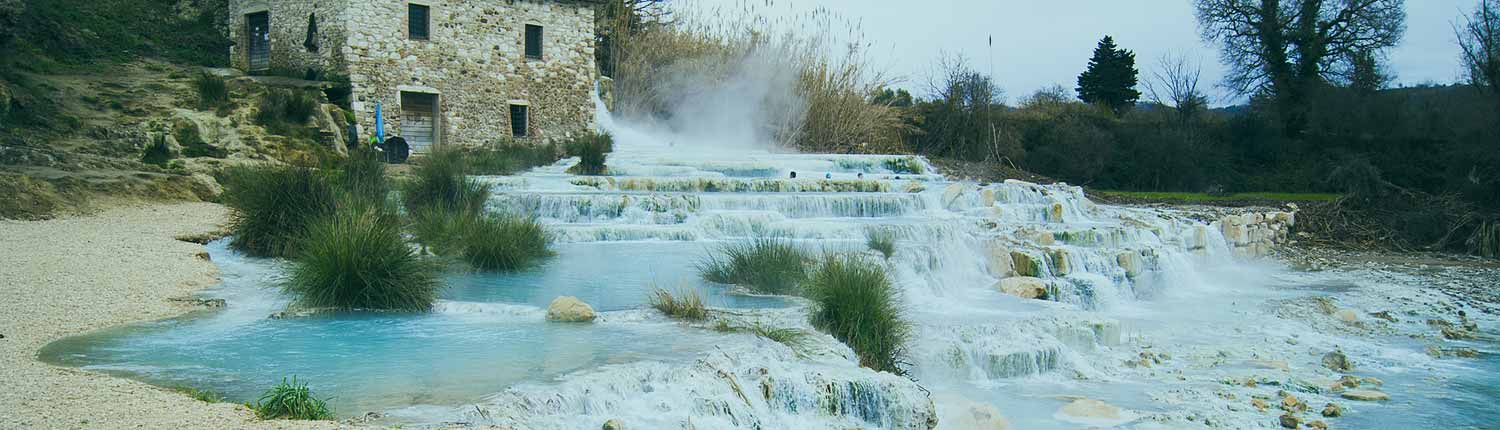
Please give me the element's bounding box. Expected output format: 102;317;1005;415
226;0;599;152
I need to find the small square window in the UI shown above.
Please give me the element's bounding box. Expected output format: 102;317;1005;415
510;104;529;137
525;25;543;60
408;4;430;40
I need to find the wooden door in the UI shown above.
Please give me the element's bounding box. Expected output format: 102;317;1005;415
246;12;270;71
401;92;438;154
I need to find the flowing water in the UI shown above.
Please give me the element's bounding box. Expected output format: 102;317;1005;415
40;98;1499;429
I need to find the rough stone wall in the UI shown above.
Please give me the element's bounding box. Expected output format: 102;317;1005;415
343;0;598;149
226;0;350;76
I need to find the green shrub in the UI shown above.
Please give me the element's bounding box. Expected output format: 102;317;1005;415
698;239;811;295
565;132;614;176
649;287;708;320
141;134;174;166
333;147;388;203
457;213;552;271
255;89;318;135
220;164;338;258
407;207;470;256
865;229;896;259
285;201;441;311
253;377;332;421
401;146;490;215
805;254;909;374
881;157;924;174
194;72;228;109
468;141;561;176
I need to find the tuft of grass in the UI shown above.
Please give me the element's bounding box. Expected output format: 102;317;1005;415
805;254;909;374
255;89;319;136
881;157;925;175
865;229;896;259
253;376;333;421
467;141;561;176
457;213;553;271
401;146;490;215
564;132;614;176
332;147;388;203
285;201;442;312
649;287;708;320
219;164;339;258
698;239;812;295
170;384;224;403
141;134;174;166
194;72;229;110
751;323;808;346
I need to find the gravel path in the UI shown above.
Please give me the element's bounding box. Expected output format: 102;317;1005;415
0;203;349;430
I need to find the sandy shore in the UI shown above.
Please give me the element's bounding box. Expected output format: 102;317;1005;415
0;203;348;430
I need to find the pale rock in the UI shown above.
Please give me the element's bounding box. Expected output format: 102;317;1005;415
904;181;926;193
1340;390;1390;401
1116;252;1141;278
996;277;1048;300
1321;402;1342;417
942;184;966;209
1055;399;1132;426
1308;420;1328;429
1011;252;1041;277
980;188;996;207
1049;202;1065;222
940;396;1010;430
1048;248;1071;276
545;296;596;322
1335;308;1359;324
1321;350;1353;372
986;242;1015;278
1279;413;1300;429
602;418;625;430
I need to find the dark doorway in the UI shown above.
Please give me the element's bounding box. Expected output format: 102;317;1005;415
246;12;270;71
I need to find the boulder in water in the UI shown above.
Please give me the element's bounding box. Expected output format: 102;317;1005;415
546;296;597;322
996;277;1048;300
1048;248;1071;276
1279;413;1300;429
1011;252;1042;277
986;242;1015;278
602;418;625;430
1321;350;1353;372
1335;308;1359;324
1341;390;1390;401
1055;398;1123;423
939;395;1009;430
1117;252;1142;278
1322;402;1343;417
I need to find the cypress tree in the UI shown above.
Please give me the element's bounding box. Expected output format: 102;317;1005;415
1076;36;1141;115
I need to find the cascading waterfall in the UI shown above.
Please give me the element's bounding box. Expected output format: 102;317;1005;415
41;85;1497;430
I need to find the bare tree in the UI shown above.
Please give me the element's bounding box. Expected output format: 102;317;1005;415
1458;0;1500;102
1194;0;1405;134
1144;52;1210;122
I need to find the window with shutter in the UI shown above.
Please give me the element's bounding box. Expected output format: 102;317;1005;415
408;4;430;40
525;25;543;60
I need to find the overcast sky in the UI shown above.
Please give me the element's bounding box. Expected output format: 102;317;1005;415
679;0;1476;106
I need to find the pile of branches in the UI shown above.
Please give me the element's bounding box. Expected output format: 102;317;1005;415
1296;158;1499;257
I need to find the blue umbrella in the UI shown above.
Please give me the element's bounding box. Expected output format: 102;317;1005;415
374;102;385;143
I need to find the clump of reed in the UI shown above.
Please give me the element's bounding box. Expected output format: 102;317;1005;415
194;72;229;110
255;88;318;136
401;146;490;215
698;238;812;295
805;254;909;374
330;146;389;202
865;229;896;259
466;140;561;176
219;164;338;258
458;213;552;271
285;201;441;312
252;376;332;420
141;134;174;166
564;131;614;176
649;287;708;320
881;157;924;174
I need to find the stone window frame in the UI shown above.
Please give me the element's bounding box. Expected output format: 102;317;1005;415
523;23;544;61
508;100;531;138
406;1;433;42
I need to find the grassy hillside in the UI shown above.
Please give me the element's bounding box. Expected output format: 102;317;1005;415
5;0;227;70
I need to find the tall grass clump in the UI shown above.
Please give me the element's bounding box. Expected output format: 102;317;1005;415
565;132;615;176
865;229;896;259
458;213;552;271
285;202;441;311
698;239;811;295
401;146;490;215
467;141;561;176
649;287;708;320
805;254;909;374
253;377;332;420
881;157;924;174
194;72;229;110
219;164;338;258
332;147;388;202
255;88;319;135
141;134;174;166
